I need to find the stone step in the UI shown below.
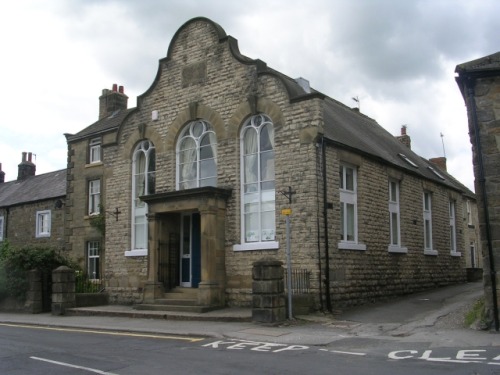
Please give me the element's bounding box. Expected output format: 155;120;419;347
154;298;198;306
134;304;214;313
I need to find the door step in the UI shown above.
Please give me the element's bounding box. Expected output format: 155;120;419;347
134;287;217;313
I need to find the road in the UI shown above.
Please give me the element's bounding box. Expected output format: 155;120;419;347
1;323;497;374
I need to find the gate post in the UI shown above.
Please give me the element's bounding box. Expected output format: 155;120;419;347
252;259;286;323
51;266;75;315
25;269;43;314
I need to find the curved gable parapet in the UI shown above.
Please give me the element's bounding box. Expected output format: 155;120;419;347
259;70;326;102
166;17;227;59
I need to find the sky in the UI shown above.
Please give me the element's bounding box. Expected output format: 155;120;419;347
0;0;498;191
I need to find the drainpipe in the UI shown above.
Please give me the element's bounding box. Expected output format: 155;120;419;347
321;136;332;312
466;81;499;332
316;140;324;311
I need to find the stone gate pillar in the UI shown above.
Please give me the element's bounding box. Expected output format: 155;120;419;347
252;259;286;323
51;266;75;315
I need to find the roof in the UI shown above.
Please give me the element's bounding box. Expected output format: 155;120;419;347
0;169;66;207
65;108;135;142
455;51;500;74
322;97;474;195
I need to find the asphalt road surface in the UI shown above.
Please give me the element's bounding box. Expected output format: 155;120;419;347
1;323;497;374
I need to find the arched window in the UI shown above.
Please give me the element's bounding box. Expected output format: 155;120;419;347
131;140;155;252
176;120;217;189
240;114;275;244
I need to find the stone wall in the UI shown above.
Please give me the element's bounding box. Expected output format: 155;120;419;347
327;149;467;308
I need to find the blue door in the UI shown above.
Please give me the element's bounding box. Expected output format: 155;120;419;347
180;213;201;288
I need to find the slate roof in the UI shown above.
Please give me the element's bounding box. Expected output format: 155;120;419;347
65;108;135;142
0;170;66;207
322;96;474;195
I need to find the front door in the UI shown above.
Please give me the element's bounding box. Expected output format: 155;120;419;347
180;213;201;287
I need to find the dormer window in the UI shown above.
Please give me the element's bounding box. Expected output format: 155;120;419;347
398;153;418;168
89;138;101;164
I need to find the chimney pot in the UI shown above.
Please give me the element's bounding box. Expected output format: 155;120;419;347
401;125;407;135
112;83;118;91
119;85;124;94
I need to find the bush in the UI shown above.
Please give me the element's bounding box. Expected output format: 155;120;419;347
0;242;78;301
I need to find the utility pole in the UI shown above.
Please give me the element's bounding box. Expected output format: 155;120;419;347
280;186;296;319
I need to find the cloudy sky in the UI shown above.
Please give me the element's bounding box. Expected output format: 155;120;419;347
0;0;498;190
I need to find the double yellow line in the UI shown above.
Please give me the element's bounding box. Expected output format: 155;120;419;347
0;322;204;342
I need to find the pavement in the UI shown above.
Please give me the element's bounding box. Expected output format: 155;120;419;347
0;281;498;348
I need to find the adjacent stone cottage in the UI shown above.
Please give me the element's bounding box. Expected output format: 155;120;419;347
0;153;66;250
63;17;477;311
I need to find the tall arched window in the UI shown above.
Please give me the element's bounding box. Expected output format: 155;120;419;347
176;120;217;190
131;140;155;252
241;114;275;244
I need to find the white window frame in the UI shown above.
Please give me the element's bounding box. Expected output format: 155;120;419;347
87;241;100;280
233;114;279;251
89;138;101;164
36;210;51;238
339;164;366;251
423;192;437;255
0;215;4;241
388;180;407;253
470;241;477;268
176;120;217;190
466;200;472;226
126;140;155;257
449;200;461;256
88;179;101;216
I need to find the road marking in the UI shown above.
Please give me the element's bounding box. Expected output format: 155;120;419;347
0;322;203;342
31;356;118;375
319;349;367;356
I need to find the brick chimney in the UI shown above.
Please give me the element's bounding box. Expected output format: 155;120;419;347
429;157;447;172
396;125;411;149
17;152;36;180
0;163;5;183
98;84;128;120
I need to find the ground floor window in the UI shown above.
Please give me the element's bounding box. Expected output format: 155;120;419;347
87;241;100;279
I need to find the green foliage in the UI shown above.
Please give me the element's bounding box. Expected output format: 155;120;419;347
75;271;104;293
464;297;486;327
89;205;106;236
0;241;78;301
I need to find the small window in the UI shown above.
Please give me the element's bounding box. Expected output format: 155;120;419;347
89;138;101;164
388;179;407;253
87;241;100;279
0;216;4;241
88;179;101;215
36;210;51;238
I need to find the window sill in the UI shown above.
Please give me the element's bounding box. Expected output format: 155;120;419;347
424;249;438;256
450;251;462;257
125;249;148;257
338;242;367;251
85;162;103;168
36;234;51;238
388;245;408;254
233;241;279;251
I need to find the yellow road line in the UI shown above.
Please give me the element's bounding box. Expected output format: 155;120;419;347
0;322;204;342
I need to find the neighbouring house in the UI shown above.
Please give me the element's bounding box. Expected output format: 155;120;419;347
0;153;66;251
60;17;480;312
456;51;500;330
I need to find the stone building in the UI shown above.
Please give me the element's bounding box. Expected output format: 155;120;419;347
63;17;477;311
456;51;500;330
0;153;66;250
